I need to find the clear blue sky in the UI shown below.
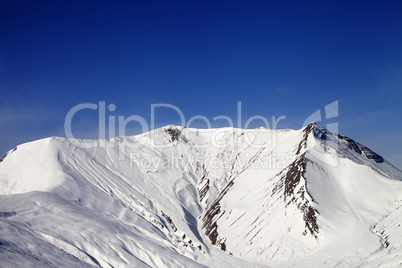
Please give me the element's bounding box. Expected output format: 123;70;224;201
1;1;401;168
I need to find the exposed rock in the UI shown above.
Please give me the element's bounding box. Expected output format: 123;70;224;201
0;147;17;163
335;134;384;163
161;210;178;232
296;123;314;154
301;123;384;164
198;165;209;202
202;180;234;251
165;127;189;144
272;153;319;239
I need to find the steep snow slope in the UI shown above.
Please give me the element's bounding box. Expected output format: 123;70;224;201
199;123;402;266
1;123;402;267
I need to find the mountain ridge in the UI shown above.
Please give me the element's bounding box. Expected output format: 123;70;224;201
1;123;402;267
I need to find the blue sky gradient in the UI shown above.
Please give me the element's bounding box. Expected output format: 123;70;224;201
1;1;401;168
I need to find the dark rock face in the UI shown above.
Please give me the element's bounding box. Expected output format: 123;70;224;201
272;153;319;239
165;128;189;144
0;154;7;163
336;134;384;163
296;124;313;155
0;147;17;163
338;135;361;153
198;179;209;202
198;164;210;203
305;122;384;164
296;122;328;154
161;210;178;232
201;180;234;251
312;124;327;140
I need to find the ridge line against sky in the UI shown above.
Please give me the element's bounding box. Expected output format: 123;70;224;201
0;1;401;169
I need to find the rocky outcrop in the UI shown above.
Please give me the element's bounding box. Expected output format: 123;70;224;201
272;153;319;239
161;210;178;232
165;127;189;144
335;134;384;163
201;180;234;251
197;165;209;203
0;147;17;163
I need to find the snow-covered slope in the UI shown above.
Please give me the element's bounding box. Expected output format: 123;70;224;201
1;123;402;267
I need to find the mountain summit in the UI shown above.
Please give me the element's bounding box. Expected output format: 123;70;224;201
1;123;402;267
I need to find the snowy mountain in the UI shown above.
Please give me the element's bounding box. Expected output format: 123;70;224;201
1;122;402;267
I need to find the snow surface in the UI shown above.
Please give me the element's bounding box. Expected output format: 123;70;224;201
1;123;402;267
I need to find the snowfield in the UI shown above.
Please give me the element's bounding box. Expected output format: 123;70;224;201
1;123;402;267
